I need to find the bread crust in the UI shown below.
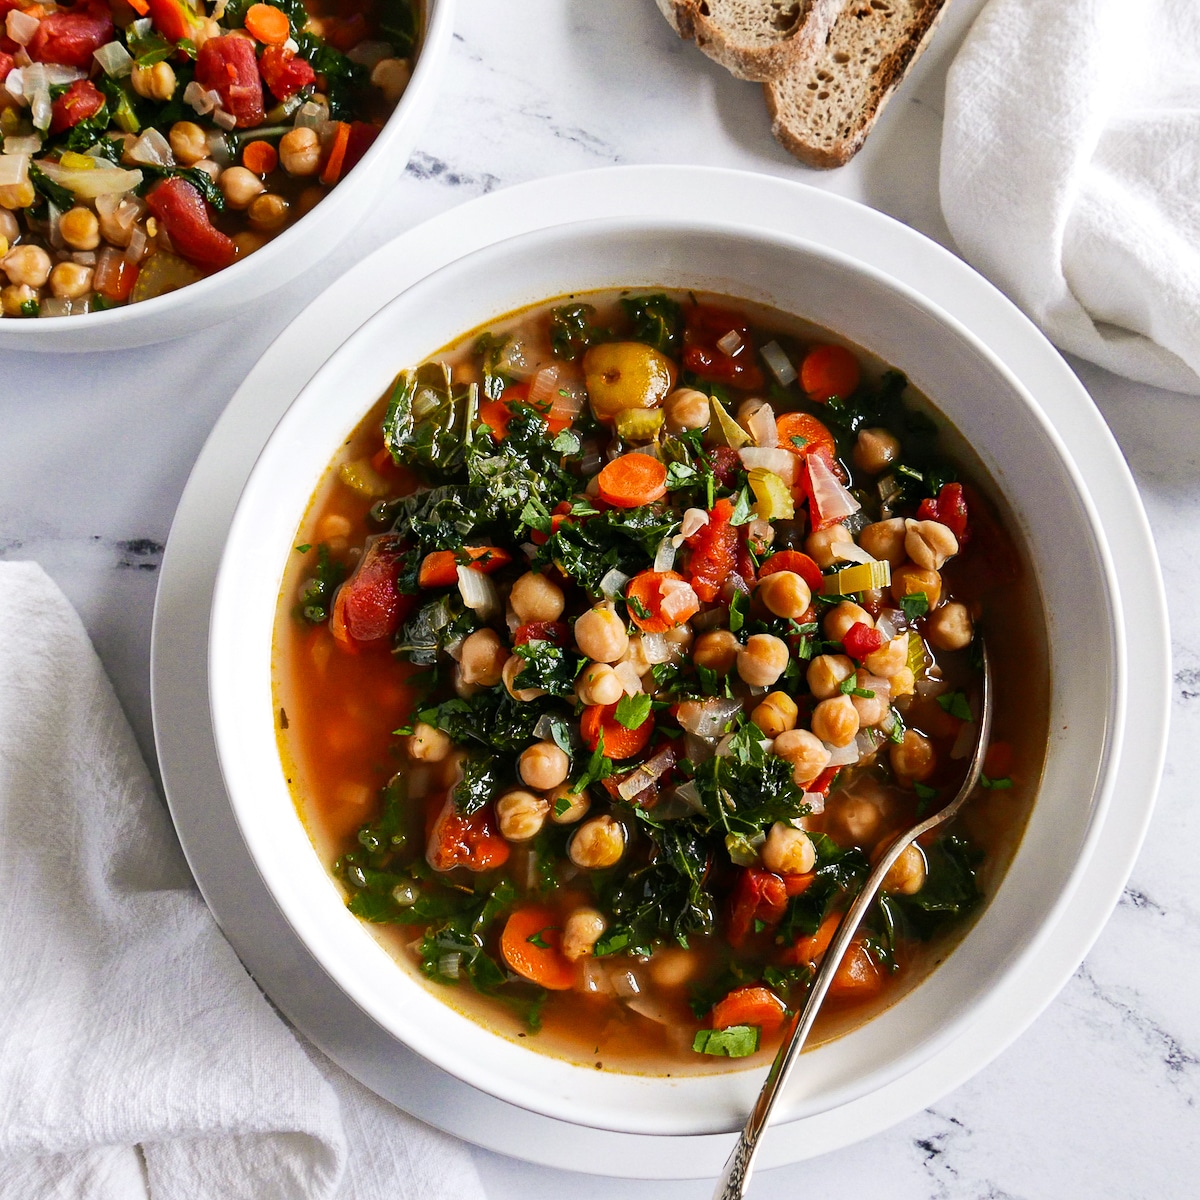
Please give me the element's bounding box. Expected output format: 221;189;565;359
763;0;949;167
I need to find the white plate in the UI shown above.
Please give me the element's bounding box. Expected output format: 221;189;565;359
150;165;1170;1179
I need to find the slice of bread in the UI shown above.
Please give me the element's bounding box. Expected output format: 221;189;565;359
655;0;849;82
764;0;949;168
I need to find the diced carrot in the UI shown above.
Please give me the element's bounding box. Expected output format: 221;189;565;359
478;399;512;440
711;985;788;1032
596;453;668;509
244;2;291;45
500;905;577;991
319;121;351;186
625;569;699;633
94;248;138;302
757;549;823;593
126;0;149;14
800;344;861;402
784;912;840;967
417;546;512;589
241;138;278;175
783;872;814;897
728;868;787;947
984;741;1013;780
828;941;883;998
579;703;654;761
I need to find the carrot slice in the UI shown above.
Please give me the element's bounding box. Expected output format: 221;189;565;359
500;905;577;990
596;453;667;509
478;399;512;439
783;912;840;967
241;139;278;175
711;985;788;1032
126;0;149;14
776;411;838;463
828;941;883;998
579;703;654;760
625;569;699;633
757;550;823;594
417;546;512;589
983;740;1013;780
320;121;351;186
800;344;861;402
244;2;291;45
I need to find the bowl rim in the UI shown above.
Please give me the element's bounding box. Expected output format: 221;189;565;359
209;213;1126;1134
2;0;453;339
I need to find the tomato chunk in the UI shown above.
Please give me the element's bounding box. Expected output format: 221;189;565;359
29;0;113;69
195;35;265;128
842;621;885;661
686;497;737;602
146;0;198;43
48;79;104;135
342;120;380;175
259;43;316;101
426;795;510;873
683;305;764;390
916;481;970;547
146;177;237;272
329;533;413;647
512;620;569;647
728;868;787;947
0;52;14;85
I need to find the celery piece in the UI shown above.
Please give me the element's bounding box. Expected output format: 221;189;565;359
615;407;664;442
906;630;929;677
338;458;392;498
747;467;794;520
710;397;751;448
821;559;891;596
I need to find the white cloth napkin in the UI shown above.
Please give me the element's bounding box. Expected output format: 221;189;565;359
0;562;486;1200
940;0;1200;394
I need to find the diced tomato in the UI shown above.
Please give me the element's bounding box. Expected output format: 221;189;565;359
93;247;138;302
758;549;823;593
800;446;851;532
806;765;839;796
705;444;741;488
342;120;380;175
682;305;765;391
258;43;316;101
512;620;568;647
728;868;788;947
29;0;113;69
842;621;885;661
146;177;237;272
0;52;13;84
916;481;970;547
48;79;104;135
426;795;510;873
146;0;197;43
686;497;737;603
195;35;265;128
329;533;413;648
323;11;370;51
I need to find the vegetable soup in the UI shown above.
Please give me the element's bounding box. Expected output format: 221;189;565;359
273;291;1048;1073
0;0;418;316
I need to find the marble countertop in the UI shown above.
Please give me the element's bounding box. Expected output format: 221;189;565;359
2;1;1197;1196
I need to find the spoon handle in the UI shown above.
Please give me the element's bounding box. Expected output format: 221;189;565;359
713;646;992;1200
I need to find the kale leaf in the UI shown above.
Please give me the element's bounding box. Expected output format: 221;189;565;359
875;835;982;945
452;752;501;817
420;878;516;993
548;303;599;361
378;0;418;56
620;294;683;356
393;594;479;665
777;832;870;943
415;689;560;755
296;543;346;623
512;638;586;698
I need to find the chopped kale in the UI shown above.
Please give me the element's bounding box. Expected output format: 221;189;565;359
512;638;586;698
296;544;346;623
27;164;73;214
875;835;982;945
534;505;678;594
452;752;501;817
415;689;560;755
393;594;479;666
379;0;419;55
548;303;600;361
620;293;683;356
420;879;517;993
777;832;870;943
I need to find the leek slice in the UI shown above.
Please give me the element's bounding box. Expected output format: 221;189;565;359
710;397;751;448
821;559;891;595
615;407;664;441
747;467;793;520
338;458;391;498
906;630;929;676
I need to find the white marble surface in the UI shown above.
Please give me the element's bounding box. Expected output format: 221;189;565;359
2;1;1198;1196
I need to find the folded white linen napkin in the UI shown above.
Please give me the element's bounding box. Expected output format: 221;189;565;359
0;562;486;1200
940;0;1200;394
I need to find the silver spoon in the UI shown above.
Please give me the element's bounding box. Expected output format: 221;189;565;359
713;643;993;1200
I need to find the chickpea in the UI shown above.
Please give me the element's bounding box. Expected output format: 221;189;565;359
761;822;817;876
247;193;290;233
925;601;974;652
451;663;479;699
905;519;958;572
574;604;628;664
663;623;693;659
48;262;93;300
890;666;916;697
371;56;412;104
806;652;855;700
577;661;623;707
518;741;570;791
192;158;222;182
824;600;874;643
233;231;266;258
693;629;740;675
2;244;51;288
502;654;545;701
858;518;908;568
510;570;565;623
1;283;38;317
59;207;100;251
890;729;936;783
0;210;18;243
756;570;811;620
219;166;266;211
495;789;549;842
547;783;589;824
648;945;698;988
805;523;854;569
569;815;626;870
131;61;176;102
736;634;790;688
279;126;322;177
459;628;507;687
830;794;882;845
811;694;860;747
850;671;888;727
408;722;451;762
773;728;832;786
852;426;901;475
891;563;942;610
168;121;209;166
882;844;927;894
561;907;607;961
664;387;710;433
751;691;798;738
865;634;909;679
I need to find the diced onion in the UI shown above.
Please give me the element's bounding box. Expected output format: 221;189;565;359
25;63;51;133
680;507;709;539
5;10;39;47
807;454;861;523
527;364;559;408
638;631;670;664
835;541;878;566
498;336;533;379
36;160;142;198
580;959;613;995
613;660;643;697
881;607;909;633
93;40;134;78
761;340;797;386
716;329;742;356
951;712;978;760
856;728;882;759
611;968;643;998
802;790;826;815
673;780;705;814
875;612;897;641
41;64;85;87
184;81;220;115
739;446;795;486
1;135;40;155
282;35;299;53
915;677;949;700
391;880;419;907
746;402;778;448
0;153;30;188
659;577;697;623
212;107;237;131
625;992;675;1025
38;296;71;318
652;536;676;573
71;251;97;266
599;568;631;600
346;39;393;68
551;379;587;427
294;100;329;129
130;17;152;37
678;697;743;740
128;128;174;168
456;565;499;619
437;953;461;980
47;202;63;249
825;739;861;767
4;68;23;102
